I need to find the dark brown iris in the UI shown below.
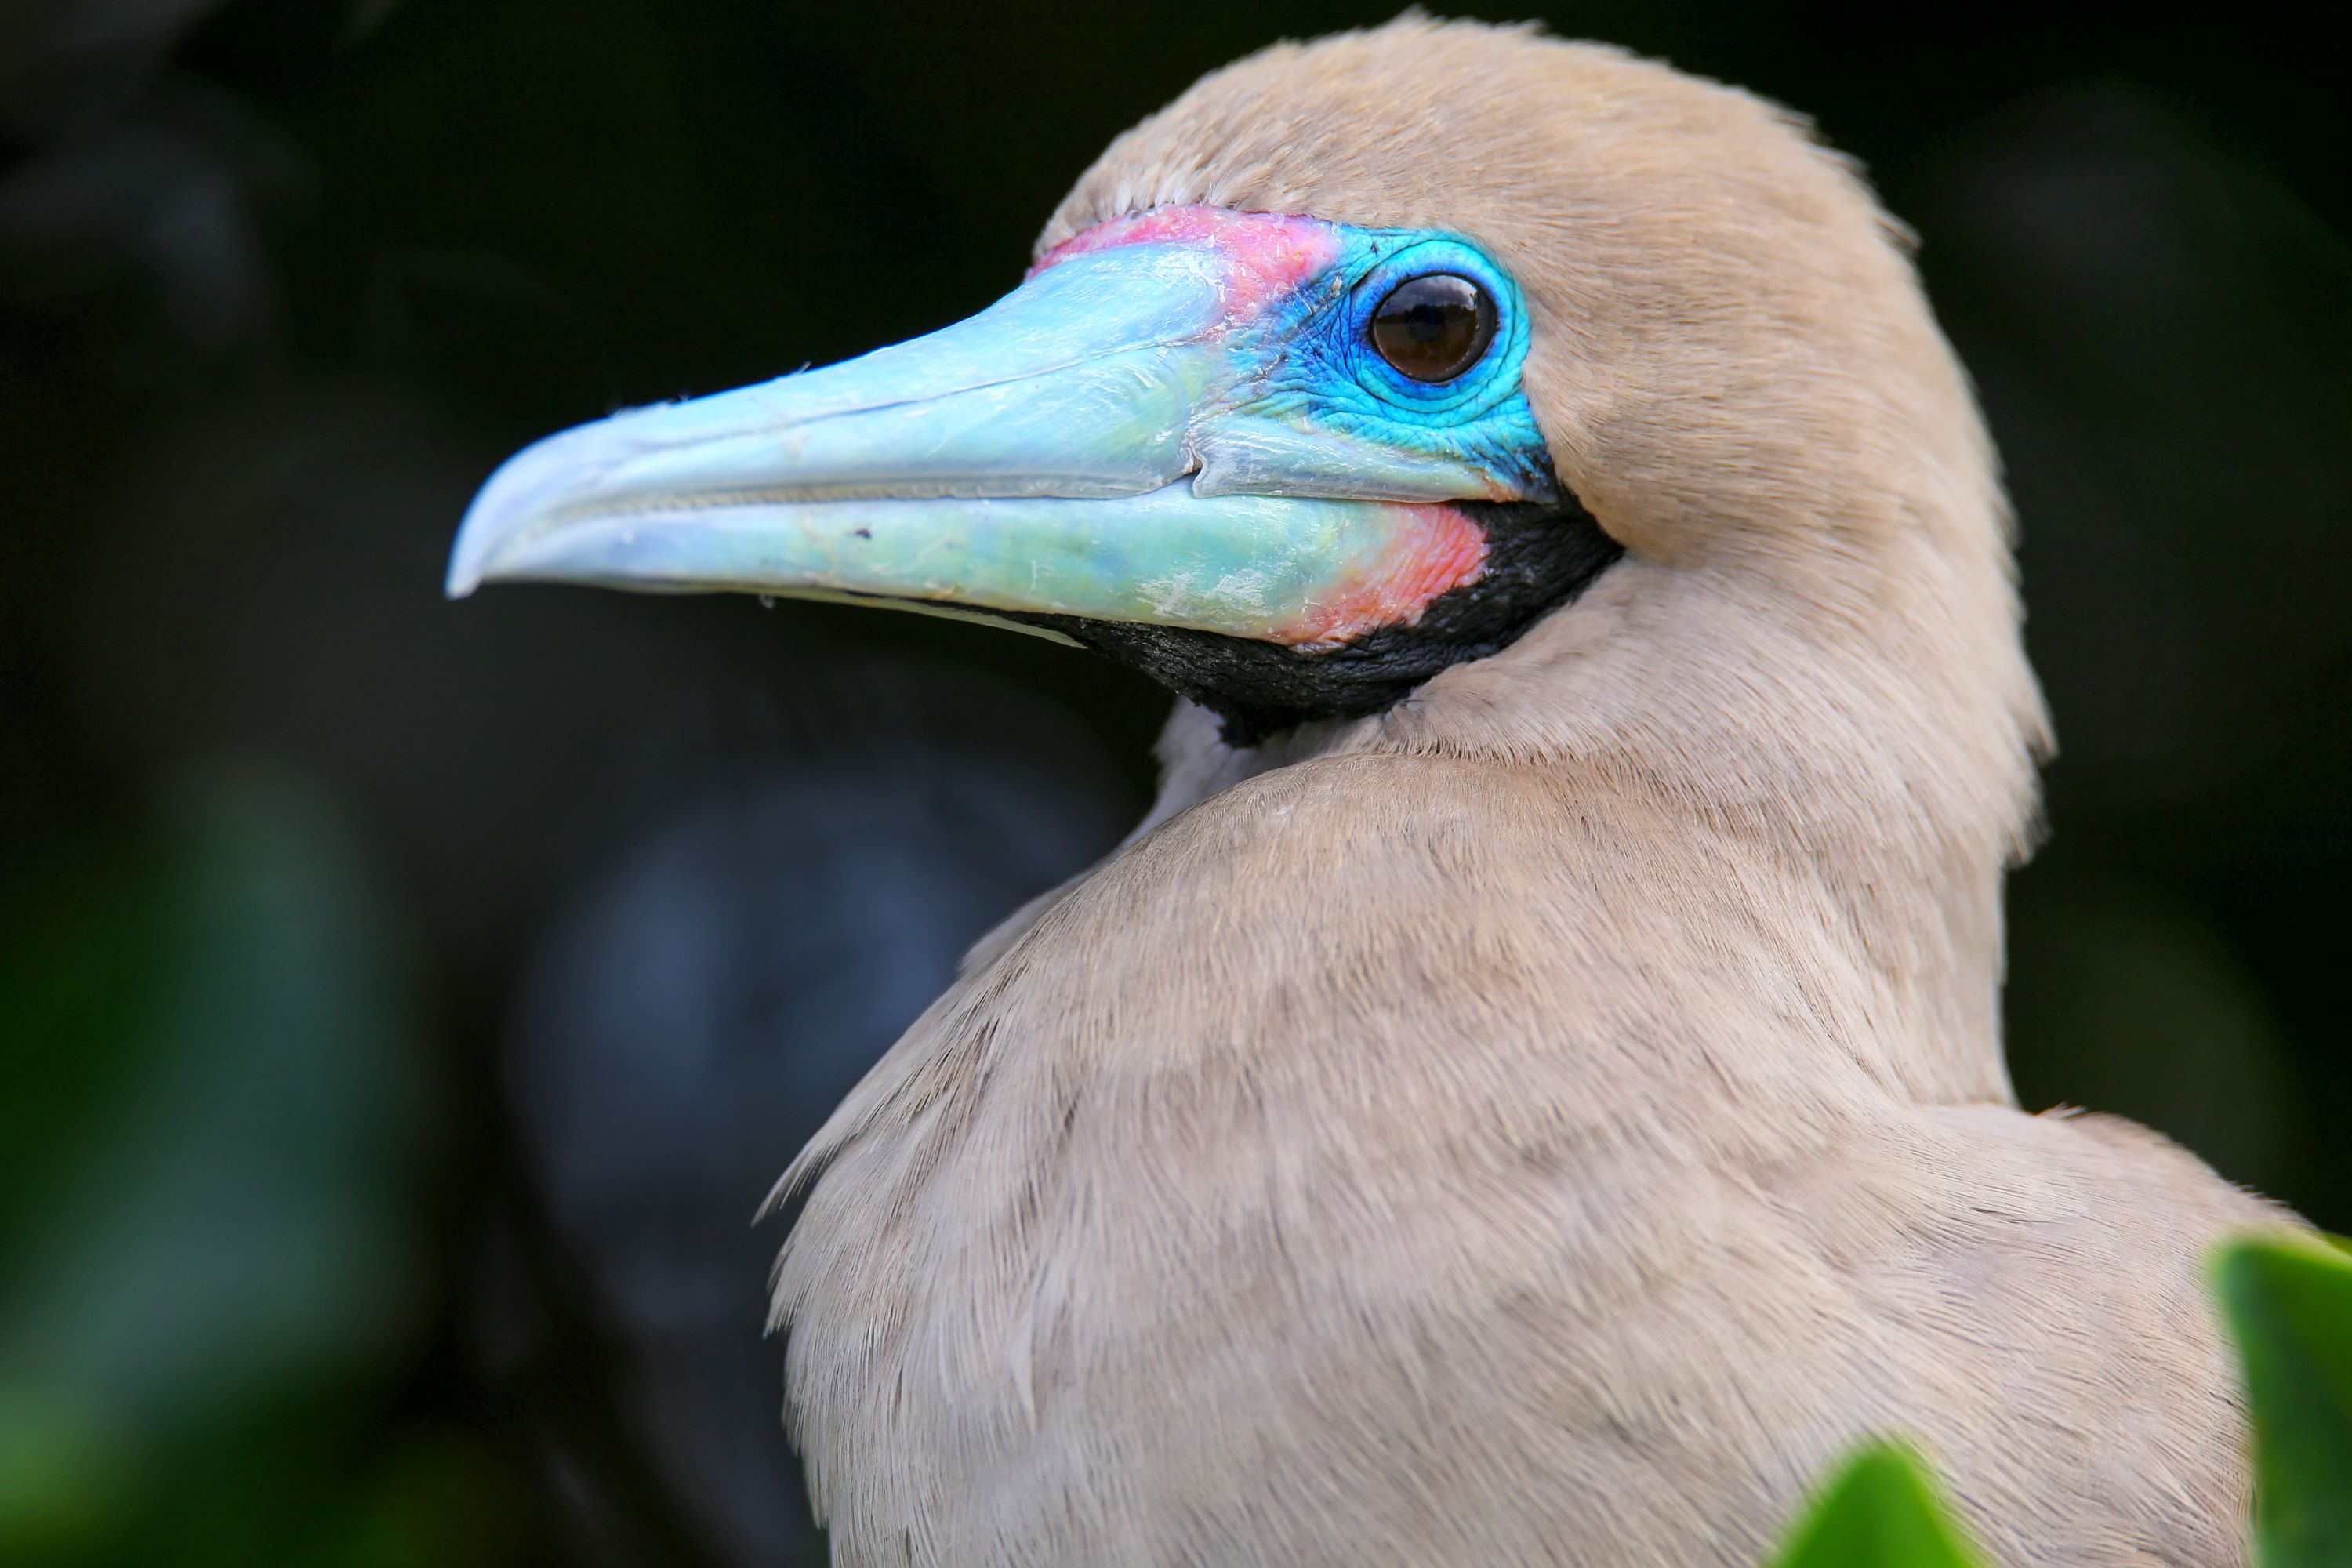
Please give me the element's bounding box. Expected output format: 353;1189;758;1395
1368;273;1496;383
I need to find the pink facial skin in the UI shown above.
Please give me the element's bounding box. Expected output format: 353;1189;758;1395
1279;504;1490;648
1031;205;1345;325
1036;205;1494;649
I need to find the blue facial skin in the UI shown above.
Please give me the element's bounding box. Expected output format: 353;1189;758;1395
1221;227;1561;506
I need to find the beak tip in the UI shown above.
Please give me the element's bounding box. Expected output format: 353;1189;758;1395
443;526;492;599
446;465;543;600
446;434;579;602
445;517;524;599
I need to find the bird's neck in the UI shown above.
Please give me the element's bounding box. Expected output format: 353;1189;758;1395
1140;538;2049;1111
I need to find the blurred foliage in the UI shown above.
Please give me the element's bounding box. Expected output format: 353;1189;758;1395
0;763;519;1566
3;0;2347;1563
2217;1236;2352;1568
1769;1444;1984;1568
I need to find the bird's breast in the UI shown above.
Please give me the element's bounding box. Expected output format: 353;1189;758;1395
771;753;1900;1561
768;753;2269;1568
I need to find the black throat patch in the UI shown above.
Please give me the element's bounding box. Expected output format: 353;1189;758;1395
1008;491;1624;746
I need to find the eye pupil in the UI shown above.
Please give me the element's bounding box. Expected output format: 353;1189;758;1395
1370;273;1496;383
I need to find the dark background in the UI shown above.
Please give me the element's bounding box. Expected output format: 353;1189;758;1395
2;2;2345;1563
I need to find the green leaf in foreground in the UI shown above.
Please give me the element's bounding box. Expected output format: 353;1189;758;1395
1769;1442;1984;1568
2215;1234;2352;1568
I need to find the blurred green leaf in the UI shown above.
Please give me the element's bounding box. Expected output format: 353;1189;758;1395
0;840;174;1277
2216;1234;2352;1568
0;1388;129;1560
1769;1443;1984;1568
0;761;437;1566
296;1426;521;1568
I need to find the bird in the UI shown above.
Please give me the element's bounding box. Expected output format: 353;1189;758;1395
445;17;2303;1566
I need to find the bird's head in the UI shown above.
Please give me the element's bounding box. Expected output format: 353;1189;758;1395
450;17;2047;846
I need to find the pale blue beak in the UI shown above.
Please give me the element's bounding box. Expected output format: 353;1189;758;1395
446;235;1532;647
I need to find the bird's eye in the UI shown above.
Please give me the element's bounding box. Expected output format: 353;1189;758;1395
1368;273;1496;383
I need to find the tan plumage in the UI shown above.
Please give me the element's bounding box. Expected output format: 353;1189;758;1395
767;20;2298;1565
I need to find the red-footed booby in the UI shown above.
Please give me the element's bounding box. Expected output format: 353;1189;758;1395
448;19;2299;1566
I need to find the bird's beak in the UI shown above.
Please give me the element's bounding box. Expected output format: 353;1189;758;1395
447;225;1527;647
